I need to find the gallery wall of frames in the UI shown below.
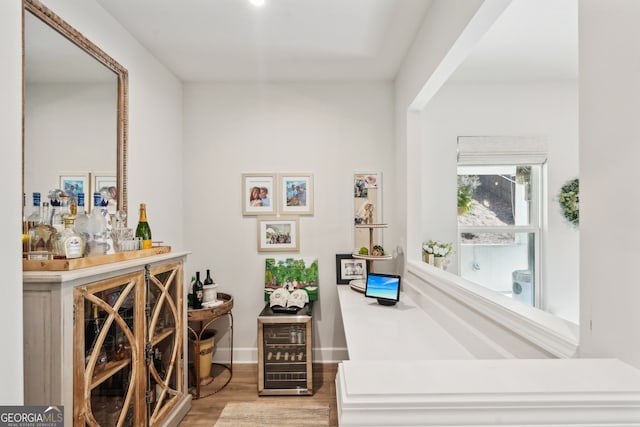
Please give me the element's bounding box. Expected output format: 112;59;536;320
242;172;314;252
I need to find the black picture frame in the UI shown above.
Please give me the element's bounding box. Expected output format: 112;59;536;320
335;253;367;285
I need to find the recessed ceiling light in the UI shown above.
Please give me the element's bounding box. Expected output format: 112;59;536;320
249;0;266;7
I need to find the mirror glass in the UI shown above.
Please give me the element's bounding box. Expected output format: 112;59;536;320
23;0;127;216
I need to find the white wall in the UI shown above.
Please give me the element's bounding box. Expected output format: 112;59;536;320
24;82;115;198
579;0;640;368
420;80;579;323
0;0;25;404
183;82;396;362
40;0;185;251
0;0;183;403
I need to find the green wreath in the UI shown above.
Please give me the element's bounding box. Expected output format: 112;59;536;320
558;178;579;227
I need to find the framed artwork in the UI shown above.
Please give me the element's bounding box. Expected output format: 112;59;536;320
59;172;90;201
335;253;367;285
279;173;314;215
92;172;117;211
258;217;299;252
264;256;319;301
242;173;276;215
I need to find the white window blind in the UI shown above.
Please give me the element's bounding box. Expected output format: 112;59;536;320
457;136;547;165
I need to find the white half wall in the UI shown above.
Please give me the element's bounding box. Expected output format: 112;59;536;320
579;0;640;369
182;82;396;362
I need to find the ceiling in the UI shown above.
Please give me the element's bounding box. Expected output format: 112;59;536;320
96;0;432;82
86;0;575;83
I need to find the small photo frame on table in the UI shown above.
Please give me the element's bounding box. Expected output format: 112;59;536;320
92;172;117;211
242;173;276;215
279;173;314;215
258;217;299;252
59;172;90;201
335;253;367;284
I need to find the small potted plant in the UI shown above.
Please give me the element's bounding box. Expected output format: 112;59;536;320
422;240;453;268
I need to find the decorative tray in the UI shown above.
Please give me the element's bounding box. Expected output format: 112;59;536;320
23;246;171;271
349;279;365;293
187;293;234;321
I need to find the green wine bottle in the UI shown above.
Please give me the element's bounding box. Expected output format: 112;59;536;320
136;203;152;249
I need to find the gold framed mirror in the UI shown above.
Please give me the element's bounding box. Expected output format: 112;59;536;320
23;0;128;218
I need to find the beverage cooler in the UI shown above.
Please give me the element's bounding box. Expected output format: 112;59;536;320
257;303;313;395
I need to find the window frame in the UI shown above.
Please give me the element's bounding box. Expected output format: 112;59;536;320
457;143;545;309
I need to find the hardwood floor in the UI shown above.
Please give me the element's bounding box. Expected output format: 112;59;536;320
179;363;339;426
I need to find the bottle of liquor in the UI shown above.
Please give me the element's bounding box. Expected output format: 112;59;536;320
28;201;56;258
27;192;42;229
135;203;152;249
98;194;115;255
87;193;108;256
52;217;85;259
51;192;70;233
85;304;107;366
192;271;204;309
74;193;89;237
153;348;166;402
22;193;29;256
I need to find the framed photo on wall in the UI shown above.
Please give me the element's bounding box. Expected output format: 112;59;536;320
92;172;117;211
335;253;367;284
279;173;314;215
243;173;276;215
59;172;90;201
258;217;299;252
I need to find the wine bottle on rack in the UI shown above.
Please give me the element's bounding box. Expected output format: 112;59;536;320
153;348;166;402
192;272;204;309
85;304;104;363
135;203;152;249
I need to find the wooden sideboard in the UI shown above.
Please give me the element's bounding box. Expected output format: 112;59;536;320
23;251;191;426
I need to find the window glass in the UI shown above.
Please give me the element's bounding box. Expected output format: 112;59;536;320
457;165;540;307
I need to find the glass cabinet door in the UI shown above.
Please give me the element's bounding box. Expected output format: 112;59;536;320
146;262;184;425
73;271;144;427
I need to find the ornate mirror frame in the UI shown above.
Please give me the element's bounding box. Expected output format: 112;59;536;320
23;0;128;216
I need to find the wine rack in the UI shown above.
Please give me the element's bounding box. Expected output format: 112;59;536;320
72;261;184;426
257;304;313;395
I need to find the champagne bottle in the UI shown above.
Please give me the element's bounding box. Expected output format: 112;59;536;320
192;271;204;309
136;203;152;249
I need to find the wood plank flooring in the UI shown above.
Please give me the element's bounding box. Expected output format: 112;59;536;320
179;363;339;426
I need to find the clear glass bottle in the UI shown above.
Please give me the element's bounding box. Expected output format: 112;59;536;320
52;216;85;259
28;201;56;258
74;192;89;237
27;192;42;229
99;194;115;255
87;192;108;256
51;191;70;233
